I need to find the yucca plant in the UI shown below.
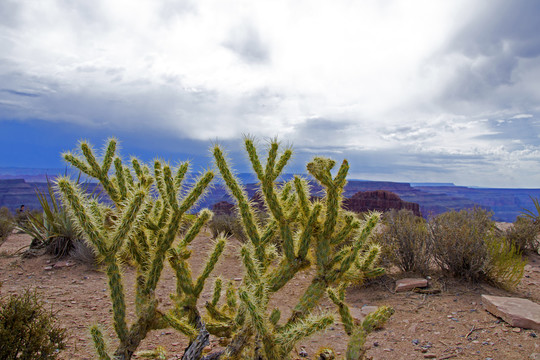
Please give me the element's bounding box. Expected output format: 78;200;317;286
17;178;85;258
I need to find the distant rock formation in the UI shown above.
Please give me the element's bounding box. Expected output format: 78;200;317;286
343;190;421;216
212;201;235;216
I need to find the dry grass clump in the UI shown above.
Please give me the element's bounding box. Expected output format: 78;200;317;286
0;207;14;246
504;216;539;253
0;288;66;360
374;209;431;275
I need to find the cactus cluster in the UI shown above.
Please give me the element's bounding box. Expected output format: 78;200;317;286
57;138;391;360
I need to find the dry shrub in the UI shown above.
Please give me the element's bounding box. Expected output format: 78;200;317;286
0;289;66;360
485;237;527;290
505;216;539;253
208;214;247;241
429;207;493;281
0;207;14;245
429;207;526;288
374;209;431;275
70;239;97;264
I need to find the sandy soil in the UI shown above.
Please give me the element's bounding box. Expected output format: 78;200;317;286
1;232;539;360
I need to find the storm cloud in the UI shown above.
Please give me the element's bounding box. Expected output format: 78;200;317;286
1;0;540;187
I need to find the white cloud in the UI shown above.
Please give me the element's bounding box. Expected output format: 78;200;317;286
1;0;540;186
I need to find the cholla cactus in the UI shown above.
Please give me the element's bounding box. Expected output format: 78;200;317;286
57;139;218;360
58;138;390;360
210;138;391;359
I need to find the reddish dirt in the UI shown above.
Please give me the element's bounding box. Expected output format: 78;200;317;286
1;232;539;360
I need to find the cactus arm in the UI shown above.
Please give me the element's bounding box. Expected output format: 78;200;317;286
114;158;128;200
193;238;226;297
105;256;129;343
181;209;212;247
108;189;147;255
239;290;281;359
174;162;189;191
277;313;334;355
90;325;112;360
297;203;322;259
178;171;214;214
243;137;265;180
213;145;261;245
101;138;117;176
273;148;292;182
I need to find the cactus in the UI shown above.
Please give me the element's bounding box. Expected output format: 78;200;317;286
209;138;391;359
58;138;390;360
57;139;218;360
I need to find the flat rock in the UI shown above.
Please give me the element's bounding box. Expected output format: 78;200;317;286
395;278;428;292
482;295;540;330
350;305;379;324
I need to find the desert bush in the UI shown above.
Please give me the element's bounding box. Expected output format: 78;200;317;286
428;207;493;281
56;138;391;360
429;207;525;288
485;236;526;290
0;207;14;245
374;209;431;275
208;214;247;241
0;289;66;360
505;216;539;253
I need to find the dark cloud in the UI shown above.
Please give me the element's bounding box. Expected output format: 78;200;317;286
1;89;40;98
223;23;270;64
437;0;540;105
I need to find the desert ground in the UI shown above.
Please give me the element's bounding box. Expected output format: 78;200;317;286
1;231;539;360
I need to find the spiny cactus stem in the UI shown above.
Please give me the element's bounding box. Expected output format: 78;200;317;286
239;290;280;359
273;149;292;181
297;204;322;259
101;138;117;175
213;146;261;244
193;239;226;297
109;190;147;255
105;257;129;343
244;138;265;181
114;158;128;199
286;277;327;326
267;258;310;293
90;325;112;360
178;171;214;214
182;209;212;246
63;152;93;176
174;162;189;191
56;178;106;254
163;165;179;211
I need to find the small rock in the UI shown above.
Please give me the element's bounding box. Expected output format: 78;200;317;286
373;342;379;347
513;327;522;333
412;339;420;345
529;332;537;338
423;354;437;359
234;278;242;281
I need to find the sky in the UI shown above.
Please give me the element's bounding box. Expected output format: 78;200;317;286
1;1;540;187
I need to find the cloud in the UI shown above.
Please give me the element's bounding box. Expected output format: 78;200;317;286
1;1;540;187
223;22;270;64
